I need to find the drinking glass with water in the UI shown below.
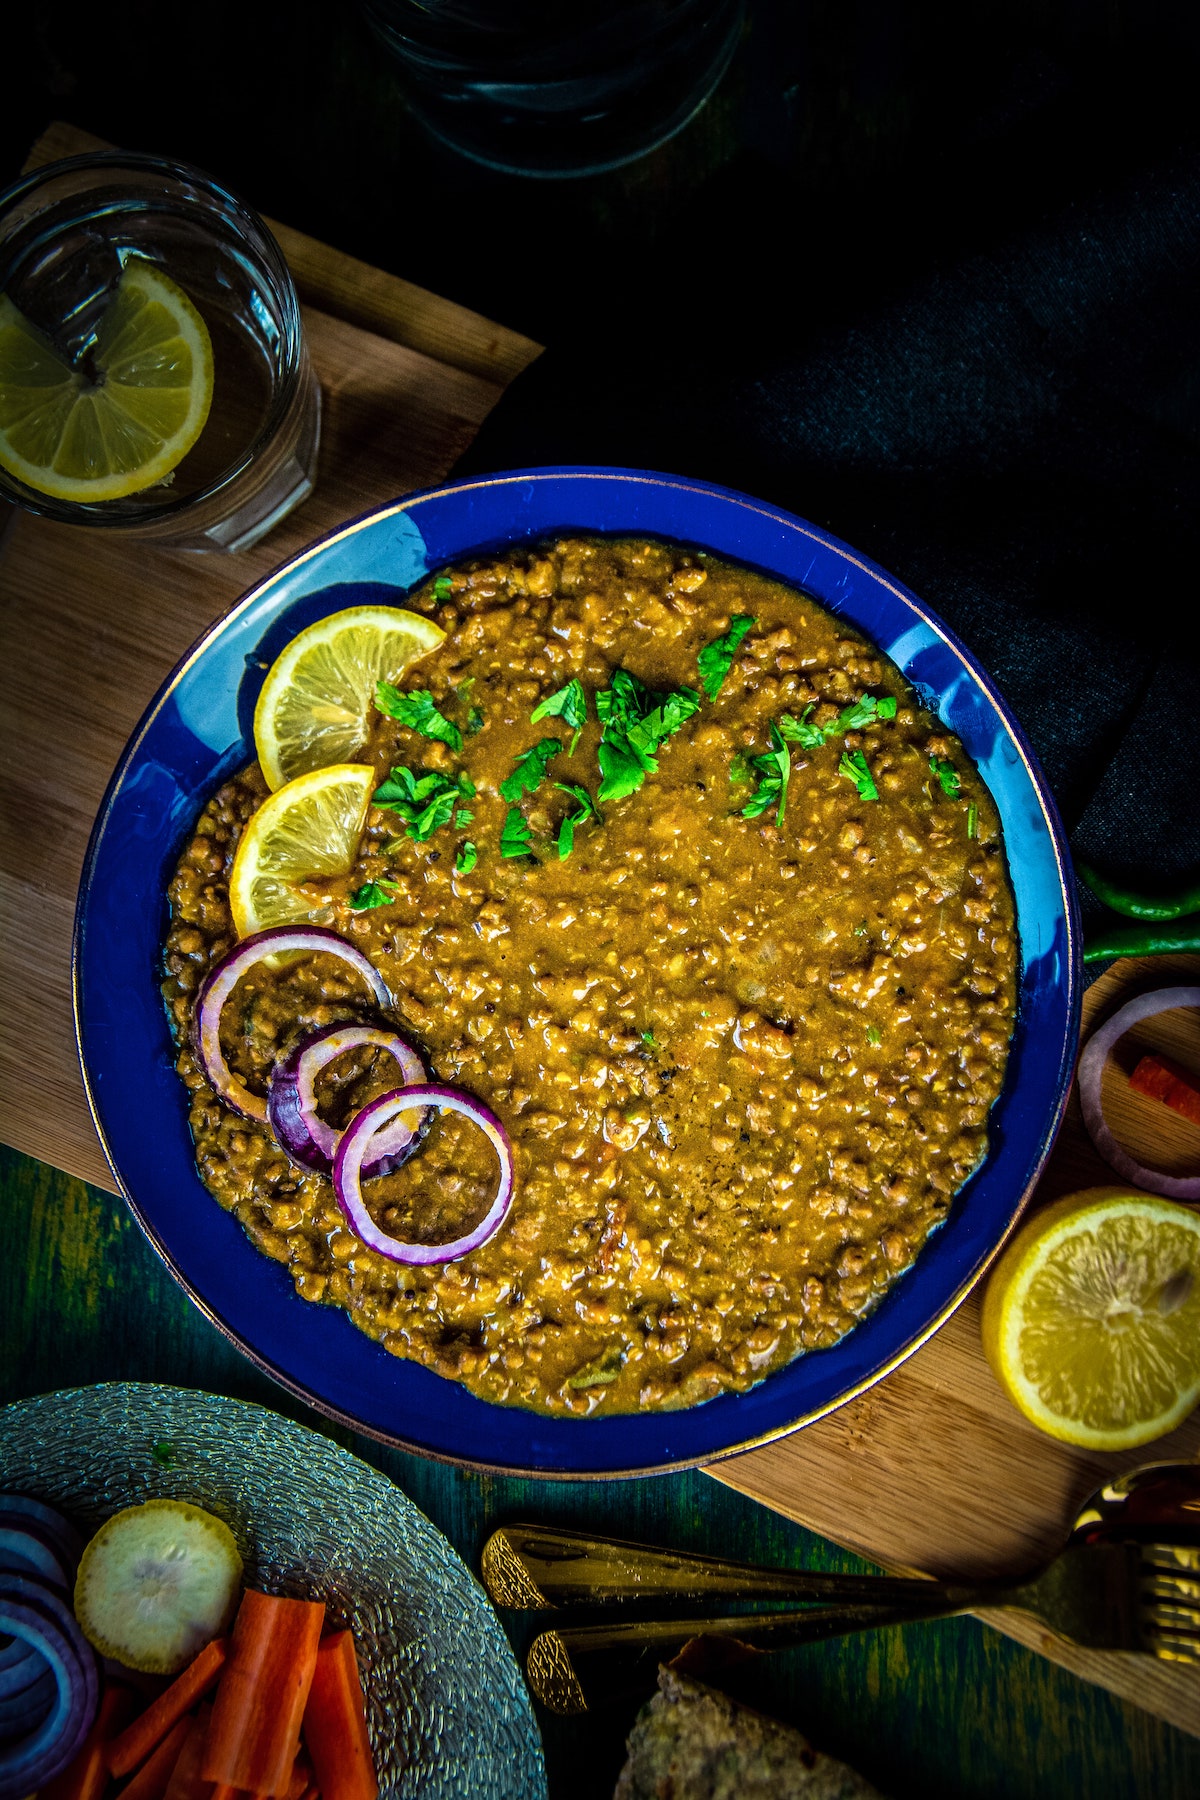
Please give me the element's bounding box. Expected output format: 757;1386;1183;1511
0;154;321;552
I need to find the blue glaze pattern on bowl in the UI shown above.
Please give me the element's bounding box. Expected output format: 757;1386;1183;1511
74;468;1081;1476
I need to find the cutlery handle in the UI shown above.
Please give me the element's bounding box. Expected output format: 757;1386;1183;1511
482;1523;947;1610
526;1595;978;1714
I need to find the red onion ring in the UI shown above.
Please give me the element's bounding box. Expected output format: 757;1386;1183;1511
0;1584;97;1799
1078;985;1200;1201
333;1084;515;1265
267;1024;430;1177
193;927;392;1122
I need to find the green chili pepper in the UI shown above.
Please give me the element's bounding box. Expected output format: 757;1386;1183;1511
1076;859;1200;922
1082;916;1200;964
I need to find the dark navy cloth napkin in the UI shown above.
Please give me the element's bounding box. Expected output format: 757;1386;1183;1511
454;145;1200;954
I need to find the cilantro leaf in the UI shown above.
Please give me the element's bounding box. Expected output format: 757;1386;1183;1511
595;668;701;804
698;614;756;700
350;879;399;911
466;705;484;735
454;808;474;825
641;1029;660;1050
839;749;879;802
930;754;961;798
967;801;978;840
553;782;600;860
499;737;562;803
729;750;753;785
866;1023;882;1046
740;721;791;827
376;683;463;752
455;841;477;874
373;765;474;842
500;807;534;859
777;706;827;749
531;678;587;731
433;574;454;599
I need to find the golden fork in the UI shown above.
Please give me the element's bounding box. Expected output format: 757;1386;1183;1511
481;1524;1200;1714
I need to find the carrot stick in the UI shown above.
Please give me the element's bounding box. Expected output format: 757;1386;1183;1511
109;1640;231;1777
163;1708;216;1800
200;1590;325;1797
41;1686;141;1800
1130;1052;1200;1125
302;1633;378;1800
115;1717;196;1800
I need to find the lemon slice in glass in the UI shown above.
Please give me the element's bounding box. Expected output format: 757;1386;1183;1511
74;1499;242;1674
230;762;376;938
981;1186;1200;1449
0;260;213;503
254;604;446;790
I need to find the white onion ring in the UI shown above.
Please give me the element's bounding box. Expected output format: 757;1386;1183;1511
267;1024;429;1175
333;1084;515;1265
193;927;392;1121
1077;985;1200;1201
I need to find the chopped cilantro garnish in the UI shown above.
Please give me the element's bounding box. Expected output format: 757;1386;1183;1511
741;721;791;827
698;615;756;700
455;807;474;825
641;1029;660;1050
779;693;898;750
728;750;753;785
595;668;701;804
466;705;484;735
930;754;961;798
500;807;534;858
967;801;978;840
499;737;562;803
373;765;475;842
455;841;477;874
531;678;588;753
553;782;601;861
376;683;463;752
151;1439;177;1468
866;1024;882;1046
839;749;879;802
433;574;454;599
350;879;399;911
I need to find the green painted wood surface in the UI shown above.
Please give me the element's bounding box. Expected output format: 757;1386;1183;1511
3;1143;1198;1798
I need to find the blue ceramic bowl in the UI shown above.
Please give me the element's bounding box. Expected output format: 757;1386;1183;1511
74;468;1081;1476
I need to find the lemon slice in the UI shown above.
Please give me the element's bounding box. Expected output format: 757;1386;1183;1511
0;261;213;503
230;762;375;938
254;605;446;790
74;1499;242;1674
981;1186;1200;1449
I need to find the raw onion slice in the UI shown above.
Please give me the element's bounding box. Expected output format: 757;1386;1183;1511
0;1521;72;1589
193;927;392;1122
1078;985;1200;1201
267;1024;430;1177
0;1502;83;1574
333;1085;515;1265
0;1587;97;1799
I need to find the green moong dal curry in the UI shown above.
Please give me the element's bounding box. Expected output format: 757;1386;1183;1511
162;536;1018;1415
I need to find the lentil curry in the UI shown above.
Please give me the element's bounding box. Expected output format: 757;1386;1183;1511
162;537;1018;1415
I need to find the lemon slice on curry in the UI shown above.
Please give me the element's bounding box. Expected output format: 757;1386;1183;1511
230;762;376;938
74;1499;242;1674
254;605;446;790
0;261;213;502
981;1186;1200;1449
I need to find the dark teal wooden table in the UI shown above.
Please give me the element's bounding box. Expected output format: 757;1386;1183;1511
4;1144;1198;1798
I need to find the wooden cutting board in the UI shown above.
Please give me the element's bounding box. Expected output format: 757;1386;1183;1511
3;125;1198;1739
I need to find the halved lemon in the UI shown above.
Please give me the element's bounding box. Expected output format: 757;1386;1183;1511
230;762;375;938
0;261;213;503
74;1499;242;1674
254;605;446;790
981;1186;1200;1449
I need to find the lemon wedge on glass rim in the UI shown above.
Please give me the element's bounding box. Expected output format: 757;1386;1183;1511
253;604;446;790
0;260;213;503
230;762;376;939
981;1185;1200;1449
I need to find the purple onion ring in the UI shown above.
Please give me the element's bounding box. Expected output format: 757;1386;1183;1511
267;1023;430;1176
1078;985;1200;1201
0;1591;97;1799
333;1084;515;1265
192;926;392;1122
